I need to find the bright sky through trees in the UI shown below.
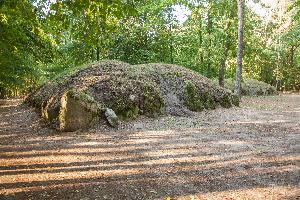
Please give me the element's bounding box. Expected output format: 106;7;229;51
173;0;279;24
173;4;192;24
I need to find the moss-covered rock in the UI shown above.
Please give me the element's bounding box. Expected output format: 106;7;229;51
59;90;102;132
112;97;140;120
105;108;119;127
41;96;60;122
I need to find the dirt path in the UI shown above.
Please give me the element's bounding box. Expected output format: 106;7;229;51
0;95;299;200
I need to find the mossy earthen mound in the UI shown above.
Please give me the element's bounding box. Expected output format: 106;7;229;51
26;60;239;131
214;78;278;96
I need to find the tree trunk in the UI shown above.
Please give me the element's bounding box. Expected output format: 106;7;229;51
207;0;212;78
290;45;295;67
198;11;204;67
96;45;100;61
168;7;174;64
219;19;232;87
234;0;244;98
169;19;173;64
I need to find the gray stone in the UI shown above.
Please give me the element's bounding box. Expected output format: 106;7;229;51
129;94;136;101
59;91;100;132
105;108;119;127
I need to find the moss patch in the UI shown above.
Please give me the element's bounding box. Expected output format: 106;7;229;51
117;105;139;120
67;89;103;113
184;81;204;111
203;93;216;110
112;97;140;120
231;94;240;107
142;84;164;117
220;94;232;108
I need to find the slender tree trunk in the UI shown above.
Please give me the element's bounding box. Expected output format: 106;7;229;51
169;21;173;64
219;20;232;87
199;23;204;65
290;45;295;67
96;45;100;61
198;11;204;68
234;0;244;98
170;35;173;64
168;7;174;64
207;0;212;78
91;48;94;60
275;41;281;91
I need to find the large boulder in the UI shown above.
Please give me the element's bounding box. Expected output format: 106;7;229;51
59;90;102;132
26;60;239;131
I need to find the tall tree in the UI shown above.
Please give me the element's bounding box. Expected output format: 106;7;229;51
206;0;213;78
234;0;244;97
219;1;234;87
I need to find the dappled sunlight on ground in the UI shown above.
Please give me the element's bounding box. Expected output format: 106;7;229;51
0;95;299;199
176;186;299;200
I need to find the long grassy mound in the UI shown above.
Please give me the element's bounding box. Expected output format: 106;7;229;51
26;60;239;131
214;78;278;96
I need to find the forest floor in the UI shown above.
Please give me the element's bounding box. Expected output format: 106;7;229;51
0;94;299;200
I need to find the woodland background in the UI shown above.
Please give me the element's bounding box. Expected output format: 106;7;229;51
0;0;299;97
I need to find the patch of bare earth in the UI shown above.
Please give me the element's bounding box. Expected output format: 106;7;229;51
0;94;299;200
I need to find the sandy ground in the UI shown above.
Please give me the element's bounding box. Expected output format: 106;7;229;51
0;94;299;200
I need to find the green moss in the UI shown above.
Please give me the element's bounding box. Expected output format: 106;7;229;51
68;90;93;103
257;89;264;95
184;81;204;111
34;96;43;108
231;94;240;107
203;93;216;110
66;90;103;113
164;71;183;78
109;95;140;120
220;94;232;108
116;104;139;120
143;84;164;117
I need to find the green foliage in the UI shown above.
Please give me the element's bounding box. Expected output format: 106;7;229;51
1;0;299;98
0;0;54;97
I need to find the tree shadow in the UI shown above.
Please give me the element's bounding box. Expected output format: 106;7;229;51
1;99;299;199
